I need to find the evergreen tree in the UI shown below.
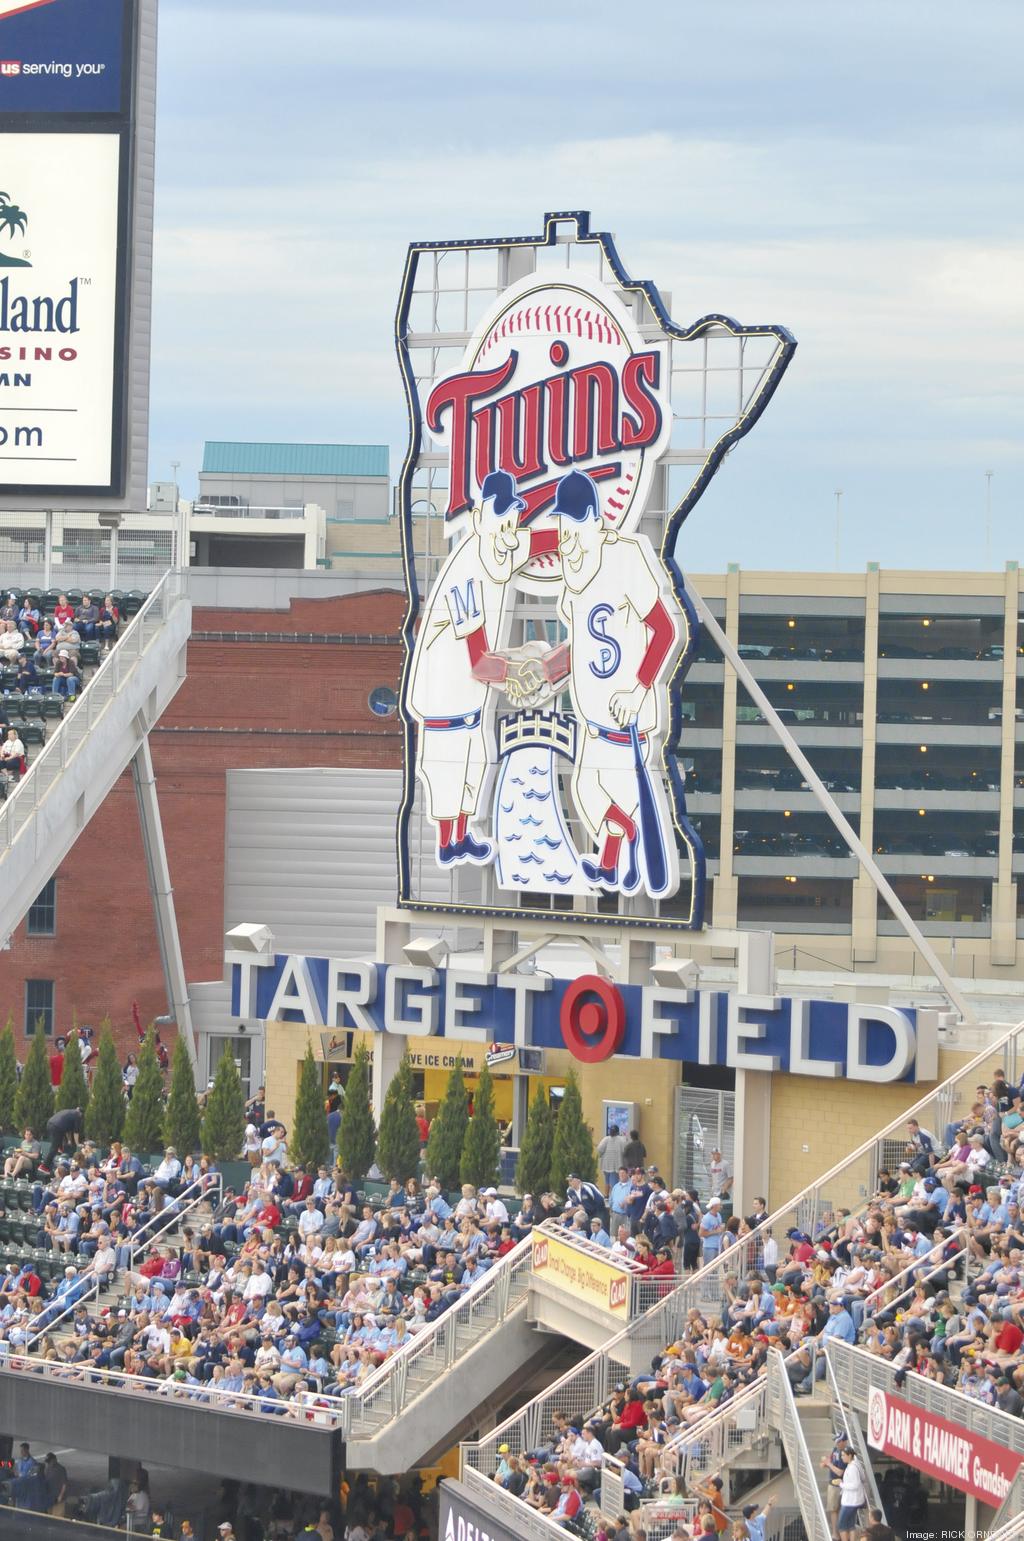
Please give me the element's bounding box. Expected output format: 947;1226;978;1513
376;1055;421;1183
516;1081;555;1196
460;1062;501;1189
291;1042;329;1168
164;1036;201;1156
425;1056;469;1191
0;1017;18;1132
85;1022;125;1147
200;1047;246;1161
337;1043;376;1180
549;1069;597;1193
14;1022;53;1136
56;1030;89;1115
122;1027;165;1155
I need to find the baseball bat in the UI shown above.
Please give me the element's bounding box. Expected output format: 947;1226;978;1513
630;721;668;894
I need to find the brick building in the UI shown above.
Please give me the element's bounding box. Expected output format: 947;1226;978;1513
0;587;404;1058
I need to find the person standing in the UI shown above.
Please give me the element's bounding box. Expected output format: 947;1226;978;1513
597;1125;627;1191
622;1129;647;1169
838;1449;867;1541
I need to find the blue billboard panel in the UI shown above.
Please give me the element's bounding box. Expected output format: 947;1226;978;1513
0;0;126;115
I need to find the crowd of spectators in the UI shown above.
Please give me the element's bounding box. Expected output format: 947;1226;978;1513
0;588;123;786
489;1064;1024;1536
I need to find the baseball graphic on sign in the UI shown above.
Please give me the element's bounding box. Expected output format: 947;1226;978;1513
426;270;671;593
397;211;795;926
867;1388;886;1448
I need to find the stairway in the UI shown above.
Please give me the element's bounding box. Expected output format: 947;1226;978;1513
0;570;190;945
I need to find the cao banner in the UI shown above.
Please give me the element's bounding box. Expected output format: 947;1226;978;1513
0;133;121;489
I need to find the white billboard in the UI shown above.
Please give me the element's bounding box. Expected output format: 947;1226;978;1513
0;131;121;491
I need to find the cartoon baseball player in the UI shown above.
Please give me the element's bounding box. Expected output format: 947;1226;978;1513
407;469;556;866
530;469;683;894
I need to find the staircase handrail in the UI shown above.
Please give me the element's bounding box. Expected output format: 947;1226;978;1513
860;1225;967;1320
670;1013;1024;1321
334;1233;534;1438
126;1169;224;1274
25;1170;222;1353
766;1349;832;1541
0;568;187;848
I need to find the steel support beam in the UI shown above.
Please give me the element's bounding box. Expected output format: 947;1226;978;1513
131;736;196;1065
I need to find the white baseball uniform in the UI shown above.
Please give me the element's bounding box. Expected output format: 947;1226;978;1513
557;535;676;839
408;533;513;823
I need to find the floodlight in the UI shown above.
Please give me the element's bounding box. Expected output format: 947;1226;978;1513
403;936;449;969
650;958;700;990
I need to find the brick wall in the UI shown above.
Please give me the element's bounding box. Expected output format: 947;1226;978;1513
0;590;406;1058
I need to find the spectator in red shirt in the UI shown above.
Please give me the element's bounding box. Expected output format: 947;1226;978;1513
605;1388;648;1454
48;1037;65;1089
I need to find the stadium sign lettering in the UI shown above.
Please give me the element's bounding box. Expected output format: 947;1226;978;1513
866;1388;1021;1503
231;952;938;1084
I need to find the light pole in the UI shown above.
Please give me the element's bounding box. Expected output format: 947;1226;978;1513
985;469;993;569
834;489;843;571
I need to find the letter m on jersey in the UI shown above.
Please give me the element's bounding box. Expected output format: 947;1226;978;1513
446;578;481;629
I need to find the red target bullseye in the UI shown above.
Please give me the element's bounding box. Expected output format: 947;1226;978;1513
560;974;626;1062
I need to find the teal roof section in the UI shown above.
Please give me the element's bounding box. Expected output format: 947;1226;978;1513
201;441;389;478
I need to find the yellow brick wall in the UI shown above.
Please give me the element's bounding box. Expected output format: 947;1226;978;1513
766;1046;977;1210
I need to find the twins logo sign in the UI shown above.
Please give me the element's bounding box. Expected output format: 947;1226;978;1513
399;212;794;924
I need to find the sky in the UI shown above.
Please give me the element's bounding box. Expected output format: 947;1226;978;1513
150;0;1023;574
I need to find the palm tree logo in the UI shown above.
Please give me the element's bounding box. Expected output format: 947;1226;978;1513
0;192;30;268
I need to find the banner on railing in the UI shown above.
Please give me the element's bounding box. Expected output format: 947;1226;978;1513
867;1387;1022;1506
532;1231;632;1318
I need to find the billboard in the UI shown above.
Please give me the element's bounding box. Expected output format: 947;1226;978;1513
867;1387;1021;1507
0;0;152;509
0;133;121;488
531;1230;633;1318
0;0;127;114
396;211;794;931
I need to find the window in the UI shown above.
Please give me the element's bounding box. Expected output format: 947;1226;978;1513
24;979;54;1036
368;685;397;717
26;878;56;936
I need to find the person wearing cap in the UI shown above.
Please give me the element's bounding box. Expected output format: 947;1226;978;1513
565;1173;605;1221
216;1525;235;1541
482;1187;508;1226
742;1497;776;1541
550;1472;583;1524
699;1196;725;1263
52;647;81;698
821;1432;848;1535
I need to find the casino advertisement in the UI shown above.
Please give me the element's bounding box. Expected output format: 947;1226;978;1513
0;0;127;115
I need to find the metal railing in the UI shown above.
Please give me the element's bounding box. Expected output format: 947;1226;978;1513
768;1350;832;1541
0;567;188;851
8;1202;528;1437
192;504;308;521
670;1013;1024;1322
3;1350;342;1425
860;1225;969;1322
458;1464;571;1540
25;1170;222;1352
532;1220;685;1320
826;1337;1024;1458
338;1234;533;1439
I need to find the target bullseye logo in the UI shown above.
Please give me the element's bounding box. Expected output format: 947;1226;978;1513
559;974;626;1062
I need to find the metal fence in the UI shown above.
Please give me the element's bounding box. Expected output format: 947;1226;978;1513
0;509;178;592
